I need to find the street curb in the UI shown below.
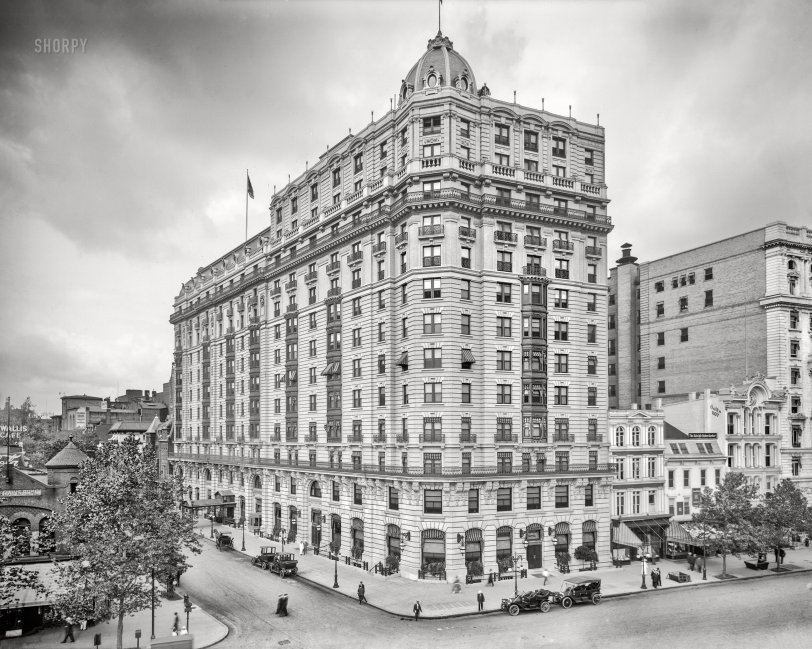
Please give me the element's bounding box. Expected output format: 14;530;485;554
204;533;812;621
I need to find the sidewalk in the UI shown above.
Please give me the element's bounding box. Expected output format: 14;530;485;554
1;588;228;649
211;519;812;619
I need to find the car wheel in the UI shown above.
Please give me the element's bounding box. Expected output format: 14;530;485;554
561;597;573;609
539;601;551;613
592;594;601;605
291;568;298;576
508;604;520;616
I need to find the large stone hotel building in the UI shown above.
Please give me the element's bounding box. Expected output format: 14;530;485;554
169;32;615;579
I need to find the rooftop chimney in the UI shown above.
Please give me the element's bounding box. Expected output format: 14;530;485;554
616;242;638;266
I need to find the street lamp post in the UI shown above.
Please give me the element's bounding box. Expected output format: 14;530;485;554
640;556;648;590
210;514;214;539
280;527;286;554
702;520;707;581
241;517;246;552
512;553;523;597
333;554;339;589
150;568;155;639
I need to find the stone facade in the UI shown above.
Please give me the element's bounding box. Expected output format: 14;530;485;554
168;31;615;579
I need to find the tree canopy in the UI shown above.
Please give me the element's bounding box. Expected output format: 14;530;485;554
48;437;199;649
752;478;812;568
0;507;45;609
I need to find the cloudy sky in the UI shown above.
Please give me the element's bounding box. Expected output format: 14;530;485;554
1;0;810;414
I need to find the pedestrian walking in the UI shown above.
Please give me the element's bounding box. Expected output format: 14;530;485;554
61;619;75;643
451;575;461;594
687;553;695;571
276;593;284;615
357;581;367;604
652;567;661;589
477;590;485;612
487;572;494;587
299;541;305;556
280;593;288;616
172;612;180;635
413;600;422;621
541;568;550;585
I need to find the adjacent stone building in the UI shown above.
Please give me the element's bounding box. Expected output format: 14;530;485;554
608;223;812;496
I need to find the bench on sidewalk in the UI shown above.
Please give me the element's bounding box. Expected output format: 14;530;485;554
667;571;691;583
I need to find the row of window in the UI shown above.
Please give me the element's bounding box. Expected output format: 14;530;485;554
667;467;722;489
653;267;713;292
655;290;714;315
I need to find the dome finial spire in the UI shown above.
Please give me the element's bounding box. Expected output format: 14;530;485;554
438;0;442;34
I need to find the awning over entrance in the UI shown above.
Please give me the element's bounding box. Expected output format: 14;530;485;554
666;520;694;543
612;522;643;548
627;517;671;543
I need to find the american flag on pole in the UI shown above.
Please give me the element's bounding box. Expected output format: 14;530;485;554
247;174;254;199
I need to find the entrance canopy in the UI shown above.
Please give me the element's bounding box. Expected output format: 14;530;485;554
612;522;642;548
666;520;694;543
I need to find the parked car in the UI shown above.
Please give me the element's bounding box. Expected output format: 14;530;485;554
252;546;280;570
214;531;234;551
269;552;298;577
501;588;555;615
551;575;602;608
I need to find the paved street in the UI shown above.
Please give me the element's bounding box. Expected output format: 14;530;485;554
183;539;812;649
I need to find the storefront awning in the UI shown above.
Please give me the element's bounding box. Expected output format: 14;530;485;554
554;522;570;535
582;520;598;533
612;521;643;548
465;528;483;542
461;348;476;364
666;520;694;543
422;529;444;540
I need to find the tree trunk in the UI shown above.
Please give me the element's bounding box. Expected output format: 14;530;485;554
117;604;125;649
722;552;727;577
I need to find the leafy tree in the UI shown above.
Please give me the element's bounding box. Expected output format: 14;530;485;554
0;504;45;609
24;430;99;469
691;472;760;577
48;438;200;649
752;479;812;570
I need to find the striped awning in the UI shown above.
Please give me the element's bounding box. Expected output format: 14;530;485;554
554;522;570;535
666;520;694;543
461;348;476;364
321;364;332;376
397;351;409;367
582;520;598;533
387;524;401;537
612;521;643;548
422;528;445;540
465;528;483;542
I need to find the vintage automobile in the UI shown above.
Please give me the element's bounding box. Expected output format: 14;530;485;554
268;552;299;577
214;531;234;552
551;575;602;608
501;588;555;615
251;546;280;570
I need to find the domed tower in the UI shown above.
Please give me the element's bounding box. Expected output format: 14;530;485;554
399;31;477;102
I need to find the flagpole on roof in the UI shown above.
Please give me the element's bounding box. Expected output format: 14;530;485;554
246;169;255;242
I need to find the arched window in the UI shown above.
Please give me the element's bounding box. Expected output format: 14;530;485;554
631;426;641;447
615;426;625;447
496;526;513;568
647;426;656;446
582;521;597;552
252;474;262;490
788;259;797;271
310;481;322;498
203;468;211;481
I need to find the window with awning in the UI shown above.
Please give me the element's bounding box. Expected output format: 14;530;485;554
397;351;409;368
461;348;476;366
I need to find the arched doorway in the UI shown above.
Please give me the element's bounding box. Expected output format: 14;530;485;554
420;529;445;577
464;528;483;576
330;514;342;553
525;523;543;569
288;507;298;543
311;510;323;548
351;518;364;560
194;487;200;500
496;526;513;574
273;503;282;539
555;522;571;562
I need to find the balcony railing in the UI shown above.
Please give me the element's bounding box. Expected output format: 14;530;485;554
326;261;341;274
494;231;518;243
285;280;297;292
395;231;409;245
373;434;387;444
554;269;570;279
306;433;318;443
372;241;387;254
305;271;318;283
423;256;441;267
286;304;298;313
492;164;515;177
585;246;602;257
269;287;281;297
348;433;363;443
522;264;546;277
525;235;547;248
169;452;616;477
327;287;342;298
348;250;363;264
494;433;519;444
418;224;444;237
459;226;476;240
587;433;603;442
460;433;477;444
396;434;409;444
553;239;575;252
419;434;445;444
554;434;576;443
